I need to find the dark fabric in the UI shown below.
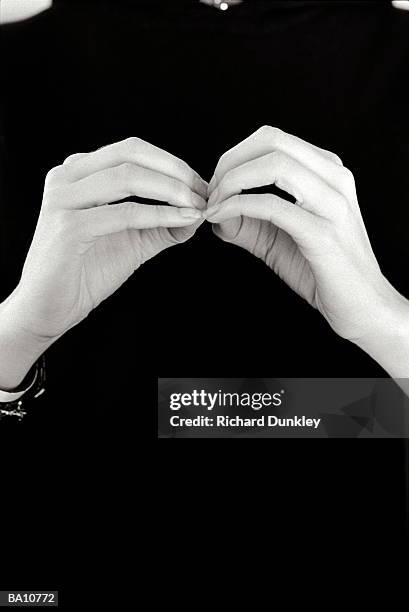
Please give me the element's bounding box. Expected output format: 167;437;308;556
1;0;408;426
1;2;408;589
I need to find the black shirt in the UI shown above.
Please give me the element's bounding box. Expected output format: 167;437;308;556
1;0;408;423
1;0;408;589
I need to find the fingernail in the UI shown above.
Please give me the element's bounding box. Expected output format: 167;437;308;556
194;175;208;199
191;192;207;210
179;207;202;219
207;187;219;208
209;175;216;192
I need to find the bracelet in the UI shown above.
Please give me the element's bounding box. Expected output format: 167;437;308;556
0;355;46;421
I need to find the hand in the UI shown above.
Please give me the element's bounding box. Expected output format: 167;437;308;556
1;137;206;387
206;126;408;349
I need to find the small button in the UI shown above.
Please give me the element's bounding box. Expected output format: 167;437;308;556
205;0;243;11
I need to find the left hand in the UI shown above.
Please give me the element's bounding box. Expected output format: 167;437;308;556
206;126;406;345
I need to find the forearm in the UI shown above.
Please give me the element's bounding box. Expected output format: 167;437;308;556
0;290;53;390
353;282;409;389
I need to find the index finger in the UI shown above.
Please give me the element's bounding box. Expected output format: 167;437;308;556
63;137;208;198
209;126;344;193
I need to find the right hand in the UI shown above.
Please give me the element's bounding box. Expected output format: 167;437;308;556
9;137;207;343
206;126;404;345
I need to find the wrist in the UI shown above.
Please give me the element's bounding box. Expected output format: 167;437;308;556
353;280;409;377
0;289;54;390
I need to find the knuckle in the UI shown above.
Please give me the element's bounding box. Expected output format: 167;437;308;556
124;201;138;226
268;149;286;168
152;204;167;223
217;150;230;170
330;151;343;165
334;165;356;192
46;165;61;179
63;152;84;165
117;201;139;229
122;161;137;174
257;125;282;142
124;136;141;150
172;156;190;178
63;154;76;165
116;162;137;183
45;164;64;184
340;166;355;184
319;148;343;165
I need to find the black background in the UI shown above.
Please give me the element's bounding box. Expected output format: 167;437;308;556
0;0;408;601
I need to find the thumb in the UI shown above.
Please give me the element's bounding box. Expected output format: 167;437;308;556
212;217;263;256
212;218;243;242
166;218;205;244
